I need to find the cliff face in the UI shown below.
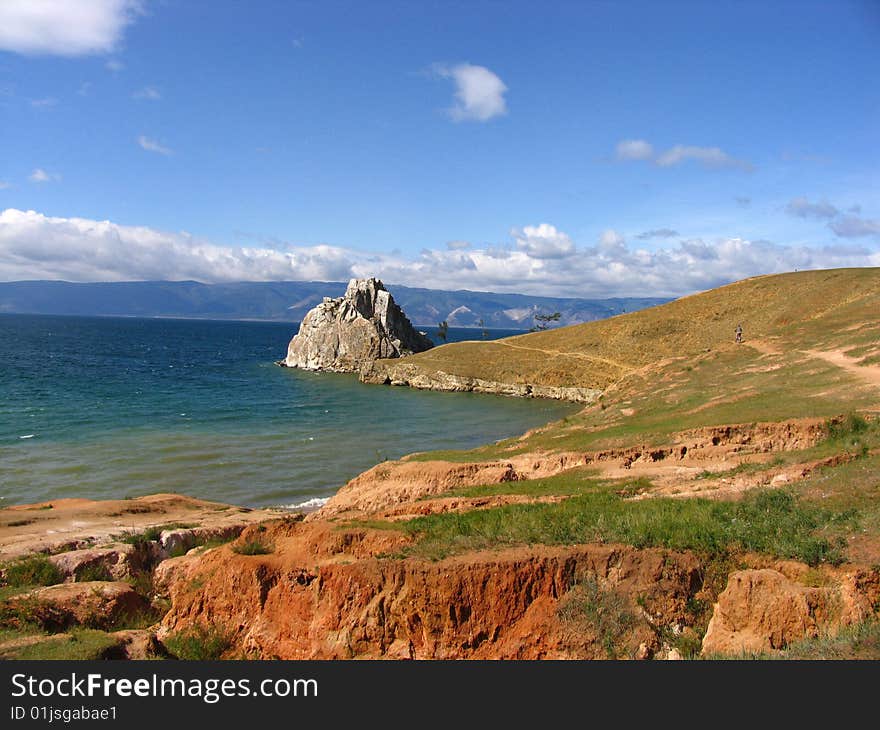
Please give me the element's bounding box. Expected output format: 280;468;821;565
158;520;703;660
283;278;433;372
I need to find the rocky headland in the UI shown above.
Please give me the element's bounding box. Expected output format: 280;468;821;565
281;277;433;373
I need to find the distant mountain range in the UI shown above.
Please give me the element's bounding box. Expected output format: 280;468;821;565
0;280;670;329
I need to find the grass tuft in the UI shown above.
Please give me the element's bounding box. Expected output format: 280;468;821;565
231;539;272;556
3;556;64;588
558;576;637;659
163;624;233;660
75;564;113;582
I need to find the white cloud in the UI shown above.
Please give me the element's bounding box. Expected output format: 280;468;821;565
616;139;654;160
105;59;124;72
615;139;753;171
512;223;576;259
655;145;753;170
137;135;172;155
132;85;161;101
446;240;471;250
0;209;356;284
30;97;58;107
1;209;878;298
598;229;626;254
0;0;142;57
785;197;839;219
28;168;61;183
829;216;880;238
0;181;12;190
435;63;508;122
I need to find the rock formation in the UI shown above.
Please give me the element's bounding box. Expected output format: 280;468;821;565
282;278;433;372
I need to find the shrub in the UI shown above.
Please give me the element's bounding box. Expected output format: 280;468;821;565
163;625;232;660
558;576;637;659
76;564;113;582
231;540;272;556
4;555;63;588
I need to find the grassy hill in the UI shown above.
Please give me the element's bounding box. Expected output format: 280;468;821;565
389;268;880;391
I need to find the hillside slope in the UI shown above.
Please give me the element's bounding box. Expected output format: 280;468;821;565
363;268;880;393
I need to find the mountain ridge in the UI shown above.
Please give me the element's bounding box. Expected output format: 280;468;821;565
0;279;669;329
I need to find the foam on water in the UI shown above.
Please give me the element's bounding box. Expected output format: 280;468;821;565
283;496;330;510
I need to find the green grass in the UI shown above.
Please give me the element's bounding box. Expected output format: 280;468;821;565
387;486;855;565
119;522;199;546
3;555;64;588
199;535;238;550
75;564;113;582
163;624;232;660
231;539;273;556
5;629;121;660
774;620;880;659
0;585;39;601
825;413;871;457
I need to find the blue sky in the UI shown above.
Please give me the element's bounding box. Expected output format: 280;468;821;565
0;0;878;296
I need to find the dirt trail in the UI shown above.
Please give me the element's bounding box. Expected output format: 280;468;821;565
748;340;880;389
802;348;880;388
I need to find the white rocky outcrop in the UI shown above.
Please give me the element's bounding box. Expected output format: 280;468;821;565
282;278;433;372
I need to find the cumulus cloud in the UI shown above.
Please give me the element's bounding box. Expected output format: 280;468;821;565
616;139;654;161
28;168;60;183
785;197;839;219
435;63;507;122
829;216;880;238
137;135;172;155
132;86;161;101
598;229;626;254
0;209;357;284
1;209;878;298
636;228;679;240
0;0;142;57
446;240;471;250
615;139;753;171
512;223;576;259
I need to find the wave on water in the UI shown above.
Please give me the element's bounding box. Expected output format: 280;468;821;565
282;496;330;511
19;434;35;439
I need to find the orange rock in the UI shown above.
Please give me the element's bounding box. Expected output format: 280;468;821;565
700;568;879;656
159;520;702;660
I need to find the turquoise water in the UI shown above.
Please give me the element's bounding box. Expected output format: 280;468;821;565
0;314;576;508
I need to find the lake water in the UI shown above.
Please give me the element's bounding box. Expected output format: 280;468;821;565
0;314;576;508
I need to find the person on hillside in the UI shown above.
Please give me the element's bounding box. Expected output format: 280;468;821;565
735;323;743;343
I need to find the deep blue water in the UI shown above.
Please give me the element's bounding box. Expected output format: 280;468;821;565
0;314;575;508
